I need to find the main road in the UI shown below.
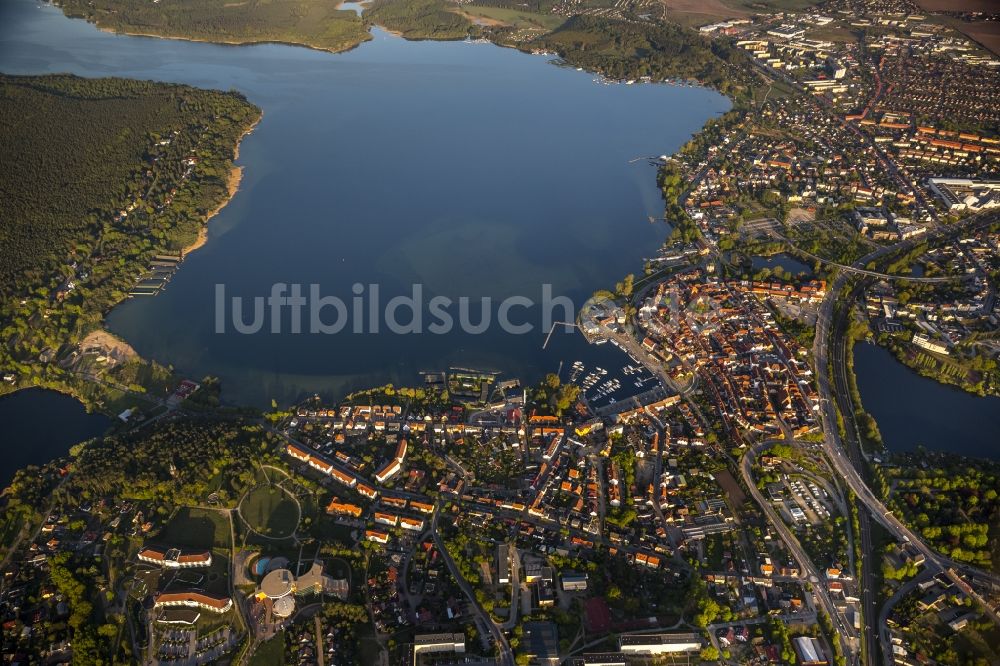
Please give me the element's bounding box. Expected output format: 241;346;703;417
811;209;1000;663
740;444;854;657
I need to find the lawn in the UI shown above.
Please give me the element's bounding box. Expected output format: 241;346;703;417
249;634;286;666
155;506;231;550
308;515;357;545
458;5;565;31
240;484;301;539
355;621;383;666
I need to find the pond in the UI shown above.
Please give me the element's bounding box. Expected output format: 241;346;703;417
853;342;1000;460
0;388;111;488
751;253;814;277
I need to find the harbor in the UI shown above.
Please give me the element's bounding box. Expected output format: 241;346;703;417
128;253;183;297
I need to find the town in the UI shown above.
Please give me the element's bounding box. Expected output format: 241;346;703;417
1;0;1000;663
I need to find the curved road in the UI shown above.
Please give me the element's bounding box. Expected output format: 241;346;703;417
811;210;1000;666
740;444;853;657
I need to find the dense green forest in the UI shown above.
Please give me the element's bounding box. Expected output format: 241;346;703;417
52;0;753;100
366;0;472;39
0;74;260;394
55;0;370;52
878;454;1000;572
64;417;271;507
525;15;751;97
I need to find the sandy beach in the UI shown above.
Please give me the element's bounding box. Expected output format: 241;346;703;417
181;115;259;256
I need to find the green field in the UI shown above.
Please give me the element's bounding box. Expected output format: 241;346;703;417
56;0;370;52
156;507;231;550
458;5;565;31
249;634;286;666
726;0;817;10
240;484;301;538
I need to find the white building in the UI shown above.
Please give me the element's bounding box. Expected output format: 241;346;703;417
619;633;701;654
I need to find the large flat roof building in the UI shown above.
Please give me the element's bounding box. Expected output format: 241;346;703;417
154;591;232;614
138;546;212;569
794;636;828;665
619;632;701;654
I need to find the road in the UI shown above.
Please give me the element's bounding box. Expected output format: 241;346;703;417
765;228;959;284
431;504;515;666
828;279;878;666
811;210;1000;664
740;444;854;657
877;569;936;666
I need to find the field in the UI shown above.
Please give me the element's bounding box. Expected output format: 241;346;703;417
155;506;232;550
661;0;749;27
914;0;998;10
456;5;565;31
249;635;286;666
239;483;301;539
661;0;817;27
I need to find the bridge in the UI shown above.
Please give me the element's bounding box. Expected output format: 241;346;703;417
762;225;962;283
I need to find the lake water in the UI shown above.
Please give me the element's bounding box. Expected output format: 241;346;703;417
337;1;367;15
0;0;729;406
751;253;813;276
853;343;1000;460
0;389;111;488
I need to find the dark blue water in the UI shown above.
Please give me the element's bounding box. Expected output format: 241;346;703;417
751;253;813;276
0;0;729;406
0;389;111;487
853;343;1000;460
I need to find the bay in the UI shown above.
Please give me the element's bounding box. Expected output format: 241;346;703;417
1;0;730;406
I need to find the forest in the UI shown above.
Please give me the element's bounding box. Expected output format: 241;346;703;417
0;74;260;396
365;0;472;39
55;0;370;53
524;15;753;97
879;453;1000;572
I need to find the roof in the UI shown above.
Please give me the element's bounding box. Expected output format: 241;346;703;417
619;633;700;646
138;546;211;565
154;591;231;611
260;568;295;598
793;636;826;664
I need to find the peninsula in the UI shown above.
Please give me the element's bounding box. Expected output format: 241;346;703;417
0;73;261;409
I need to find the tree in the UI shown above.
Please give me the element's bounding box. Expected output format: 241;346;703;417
700;646;720;662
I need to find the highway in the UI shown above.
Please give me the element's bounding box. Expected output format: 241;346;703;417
740;444;854;657
827;279;878;666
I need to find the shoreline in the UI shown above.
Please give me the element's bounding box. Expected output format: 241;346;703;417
91;22;371;55
180;114;260;257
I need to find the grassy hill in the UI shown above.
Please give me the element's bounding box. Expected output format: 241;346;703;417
55;0;371;52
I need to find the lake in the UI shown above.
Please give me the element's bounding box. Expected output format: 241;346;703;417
0;389;111;488
0;0;729;406
853;342;1000;460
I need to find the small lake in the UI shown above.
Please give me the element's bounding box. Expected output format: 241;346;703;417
751;253;813;276
337;1;367;15
0;389;111;488
0;0;730;407
853;342;1000;460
